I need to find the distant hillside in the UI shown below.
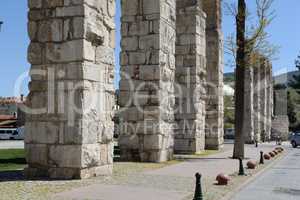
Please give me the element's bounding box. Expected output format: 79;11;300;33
224;72;235;83
274;70;300;86
224;70;300;86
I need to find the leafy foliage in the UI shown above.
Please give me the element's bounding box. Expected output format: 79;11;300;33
287;91;297;125
289;53;300;93
224;96;235;129
286;88;300;131
224;0;279;68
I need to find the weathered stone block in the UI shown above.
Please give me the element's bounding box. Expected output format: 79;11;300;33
95;46;115;65
26;0;115;179
143;0;160;15
28;42;43;65
28;21;38;41
121;37;139;51
143;135;163;150
129;52;146;65
56;5;85;17
28;0;42;9
128;21;149;36
119;135;140;149
49;145;82;168
25;122;59;144
44;0;64;8
26;144;48;166
139;35;160;50
38;19;63;42
45;40;84;63
122;0;139;16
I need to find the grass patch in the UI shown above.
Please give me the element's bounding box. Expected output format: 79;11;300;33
175;150;220;160
195;150;219;157
0;149;26;172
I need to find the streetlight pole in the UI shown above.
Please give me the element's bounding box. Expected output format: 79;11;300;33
0;21;3;32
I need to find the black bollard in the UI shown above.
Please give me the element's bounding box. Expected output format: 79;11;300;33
255;140;258;148
193;173;203;200
260;151;264;164
238;158;245;176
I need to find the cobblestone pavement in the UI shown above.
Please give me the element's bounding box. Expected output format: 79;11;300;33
0;142;287;200
232;146;300;200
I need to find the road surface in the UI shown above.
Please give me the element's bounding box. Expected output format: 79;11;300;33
0;140;24;149
232;146;300;200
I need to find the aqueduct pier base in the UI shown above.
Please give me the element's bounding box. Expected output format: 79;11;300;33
25;0;224;179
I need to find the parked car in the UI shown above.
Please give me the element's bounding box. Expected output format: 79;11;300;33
289;132;300;148
224;128;235;139
0;128;16;140
11;126;25;140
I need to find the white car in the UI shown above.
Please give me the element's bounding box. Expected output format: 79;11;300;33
11;127;25;140
0;128;16;140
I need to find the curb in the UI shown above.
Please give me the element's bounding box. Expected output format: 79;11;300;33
220;150;288;200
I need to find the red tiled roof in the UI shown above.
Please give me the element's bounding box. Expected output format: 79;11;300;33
0;97;26;105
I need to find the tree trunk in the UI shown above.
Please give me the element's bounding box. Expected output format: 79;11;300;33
233;0;246;159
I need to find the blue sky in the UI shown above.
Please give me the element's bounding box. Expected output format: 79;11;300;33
0;0;299;97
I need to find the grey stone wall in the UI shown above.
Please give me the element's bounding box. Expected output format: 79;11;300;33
174;0;206;154
118;0;176;162
243;67;254;143
272;89;289;140
260;60;268;136
25;0;115;179
252;56;273;142
202;0;224;150
272;115;289;140
274;89;288;116
265;62;273;139
26;0;225;170
253;64;261;142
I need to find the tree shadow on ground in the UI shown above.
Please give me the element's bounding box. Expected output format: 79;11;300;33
0;157;26;164
0;170;25;182
181;157;251;163
0;157;26;182
0;170;80;182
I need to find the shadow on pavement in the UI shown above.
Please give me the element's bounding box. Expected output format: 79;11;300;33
0;170;24;182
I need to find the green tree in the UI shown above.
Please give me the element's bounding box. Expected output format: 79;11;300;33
233;0;247;159
289;53;300;93
224;96;235;128
231;0;276;159
287;91;297;125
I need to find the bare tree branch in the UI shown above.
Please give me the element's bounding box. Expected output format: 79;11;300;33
224;0;279;68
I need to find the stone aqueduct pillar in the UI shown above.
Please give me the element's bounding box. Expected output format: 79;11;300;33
243;66;254;143
272;89;289;140
26;0;115;179
253;64;261;142
174;0;207;154
252;56;273;142
265;62;273;140
118;0;176;162
244;56;274;144
202;0;224;150
26;0;225;171
260;58;268;139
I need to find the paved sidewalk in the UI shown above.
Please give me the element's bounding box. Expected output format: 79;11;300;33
53;143;278;200
232;147;299;200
